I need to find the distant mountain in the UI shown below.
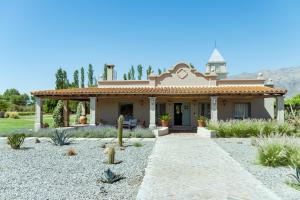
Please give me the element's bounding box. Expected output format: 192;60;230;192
229;66;300;98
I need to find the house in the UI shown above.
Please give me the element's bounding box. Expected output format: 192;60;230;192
31;49;286;131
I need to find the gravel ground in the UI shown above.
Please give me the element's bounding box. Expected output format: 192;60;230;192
0;138;155;200
214;138;300;200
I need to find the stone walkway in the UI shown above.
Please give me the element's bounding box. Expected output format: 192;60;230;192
137;134;281;200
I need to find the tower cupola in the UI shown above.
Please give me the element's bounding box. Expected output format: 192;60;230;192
206;48;227;79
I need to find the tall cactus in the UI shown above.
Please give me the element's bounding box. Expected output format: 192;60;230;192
107;147;115;164
118;115;124;147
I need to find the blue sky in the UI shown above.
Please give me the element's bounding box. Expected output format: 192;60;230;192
0;0;300;94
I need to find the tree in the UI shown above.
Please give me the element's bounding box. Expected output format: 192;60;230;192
3;88;28;106
130;65;135;80
87;64;94;87
158;68;162;75
55;68;68;89
72;70;79;88
127;71;131;80
103;64;108;80
137;64;143;80
123;73;127;80
0;100;8;111
189;63;195;68
53;100;64;128
146;66;152;79
80;67;85;88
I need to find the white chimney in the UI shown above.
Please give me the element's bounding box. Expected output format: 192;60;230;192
106;64;115;81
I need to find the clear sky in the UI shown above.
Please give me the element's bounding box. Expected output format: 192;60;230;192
0;0;300;94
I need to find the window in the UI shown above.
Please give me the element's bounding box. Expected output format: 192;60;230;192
120;103;133;117
198;103;210;119
156;103;166;124
234;103;251;119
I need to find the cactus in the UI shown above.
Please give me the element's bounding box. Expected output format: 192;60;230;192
118;115;124;147
107;147;115;164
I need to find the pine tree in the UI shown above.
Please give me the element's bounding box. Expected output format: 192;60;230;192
146;66;152;79
123;73;127;80
130;65;135;80
127;71;131;80
189;63;195;68
137;64;143;80
55;68;69;89
158;68;162;75
72;70;79;88
80;67;85;88
87;64;94;87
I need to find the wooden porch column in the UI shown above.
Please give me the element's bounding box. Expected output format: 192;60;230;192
34;97;43;131
149;97;156;128
63;100;69;127
276;96;284;123
210;96;218;122
90;97;97;126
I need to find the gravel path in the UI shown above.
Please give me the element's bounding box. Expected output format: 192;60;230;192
137;134;280;200
0;138;155;200
215;138;300;200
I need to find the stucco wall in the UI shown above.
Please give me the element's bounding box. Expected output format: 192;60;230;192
97;97;150;126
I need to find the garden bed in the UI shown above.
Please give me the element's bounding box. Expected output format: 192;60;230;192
214;138;300;200
0;137;155;200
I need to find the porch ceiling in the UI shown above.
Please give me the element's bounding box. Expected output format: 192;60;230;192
31;85;286;100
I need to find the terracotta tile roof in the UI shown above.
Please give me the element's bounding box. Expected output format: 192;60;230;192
31;86;286;97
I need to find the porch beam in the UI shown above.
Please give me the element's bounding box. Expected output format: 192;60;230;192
210;96;218;122
149;97;156;128
276;96;284;123
34;97;43;131
90;97;97;126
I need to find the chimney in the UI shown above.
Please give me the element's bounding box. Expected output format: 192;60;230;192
106;64;115;81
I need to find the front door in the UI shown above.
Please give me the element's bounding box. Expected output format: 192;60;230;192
182;103;191;126
174;103;182;125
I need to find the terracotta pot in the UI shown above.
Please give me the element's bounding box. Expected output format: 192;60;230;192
197;120;206;127
79;116;87;124
161;120;169;127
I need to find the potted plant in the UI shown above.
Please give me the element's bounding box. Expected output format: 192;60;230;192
79;115;87;124
195;115;206;127
159;113;170;127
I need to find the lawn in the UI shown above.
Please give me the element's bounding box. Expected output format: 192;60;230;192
0;114;78;134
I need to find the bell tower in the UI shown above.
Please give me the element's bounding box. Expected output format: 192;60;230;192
206;48;227;79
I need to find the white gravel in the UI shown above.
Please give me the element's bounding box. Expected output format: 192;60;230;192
214;138;300;200
0;138;155;200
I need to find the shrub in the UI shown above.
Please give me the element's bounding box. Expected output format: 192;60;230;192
50;129;71;146
208;119;296;138
256;134;300;167
7;133;26;149
4;111;20;119
133;142;143;147
18;112;35;116
67;148;77;156
159;113;170;121
53;100;64;128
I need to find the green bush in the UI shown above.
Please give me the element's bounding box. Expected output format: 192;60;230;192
208;119;296;138
256;135;300;167
18;112;35;116
7;133;26;149
53;100;64;128
4;111;20;119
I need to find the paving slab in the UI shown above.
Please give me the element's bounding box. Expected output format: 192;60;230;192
137;134;281;200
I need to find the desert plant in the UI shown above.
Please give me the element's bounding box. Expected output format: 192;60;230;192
117;115;124;147
53;100;64;128
98;168;124;184
107;147;115;164
50;129;71;146
7;133;26;149
4;111;20;119
35;138;41;143
67;148;77;156
256;134;300;167
133;142;143;147
159;113;170;121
